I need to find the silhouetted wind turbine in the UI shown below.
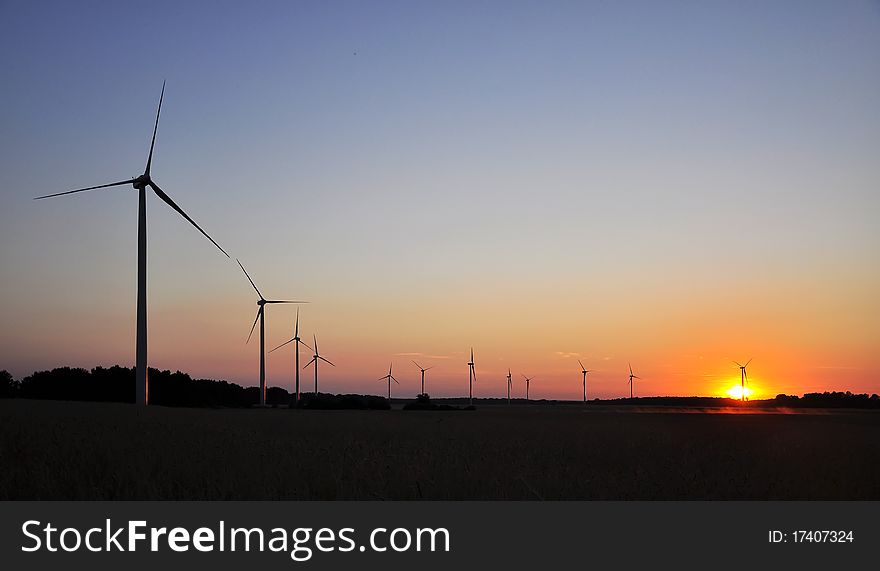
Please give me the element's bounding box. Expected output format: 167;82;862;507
304;334;334;394
238;259;305;405
34;82;228;405
522;374;533;400
507;369;513;405
412;361;433;395
578;360;594;404
379;362;400;400
467;348;476;405
733;358;752;402
628;363;641;399
269;308;313;404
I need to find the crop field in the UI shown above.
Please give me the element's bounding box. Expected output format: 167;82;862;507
1;399;878;500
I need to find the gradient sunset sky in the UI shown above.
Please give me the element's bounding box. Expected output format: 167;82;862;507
1;0;878;400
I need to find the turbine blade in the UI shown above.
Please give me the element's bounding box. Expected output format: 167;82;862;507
313;334;318;354
246;307;262;344
578;359;585;371
629;362;633;375
145;81;165;175
264;300;307;304
297;339;313;353
425;366;434;371
392;376;400;384
412;360;423;370
318;356;335;367
745;358;753;367
733;361;742;367
150;182;228;257
294;307;299;337
269;338;295;353
304;357;316;369
34;178;137;200
237;259;263;299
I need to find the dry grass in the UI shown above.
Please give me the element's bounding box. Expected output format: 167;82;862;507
1;399;878;500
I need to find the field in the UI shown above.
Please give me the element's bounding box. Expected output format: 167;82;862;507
1;399;879;500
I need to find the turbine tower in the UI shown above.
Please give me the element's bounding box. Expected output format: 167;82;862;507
412;361;433;395
733;358;752;402
628;363;641;399
269;309;313;404
578;360;594;404
304;334;334;394
238;259;305;406
379;362;400;400
522;374;533;400
467;348;476;405
34;82;229;405
507;369;513;405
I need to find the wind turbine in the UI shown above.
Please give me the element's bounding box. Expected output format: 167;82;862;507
412;361;433;395
238;259;305;406
522;374;533;400
733;358;752;402
578;360;594;404
467;348;476;405
507;369;513;405
269;308;313;404
34;82;228;405
628;363;641;399
304;334;334;394
379;362;400;400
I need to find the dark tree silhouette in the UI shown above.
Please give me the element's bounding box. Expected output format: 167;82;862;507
0;370;17;398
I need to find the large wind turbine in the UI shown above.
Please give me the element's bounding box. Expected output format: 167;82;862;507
34;82;228;405
733;358;752;402
304;334;334;394
627;363;641;399
379;362;400;400
412;361;433;395
507;369;513;405
238;259;305;406
467;348;476;405
522;374;534;400
269;309;313;404
578;360;594;404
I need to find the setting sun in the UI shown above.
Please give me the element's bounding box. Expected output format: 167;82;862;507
726;385;754;400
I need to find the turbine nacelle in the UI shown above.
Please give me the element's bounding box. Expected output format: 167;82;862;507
132;174;151;190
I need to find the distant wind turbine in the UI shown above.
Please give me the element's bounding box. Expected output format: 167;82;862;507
578;360;594;404
522;374;533;400
34;82;229;405
269;309;313;404
304;334;334;394
628;363;641;399
507;369;513;405
733;358;752;402
238;259;305;405
467;348;476;405
379;362;400;400
412;361;433;395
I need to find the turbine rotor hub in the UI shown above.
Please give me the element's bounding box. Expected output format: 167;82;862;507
132;175;150;190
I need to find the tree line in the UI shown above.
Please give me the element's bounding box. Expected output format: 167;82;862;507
1;367;878;409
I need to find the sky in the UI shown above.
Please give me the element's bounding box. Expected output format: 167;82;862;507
1;0;878;400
